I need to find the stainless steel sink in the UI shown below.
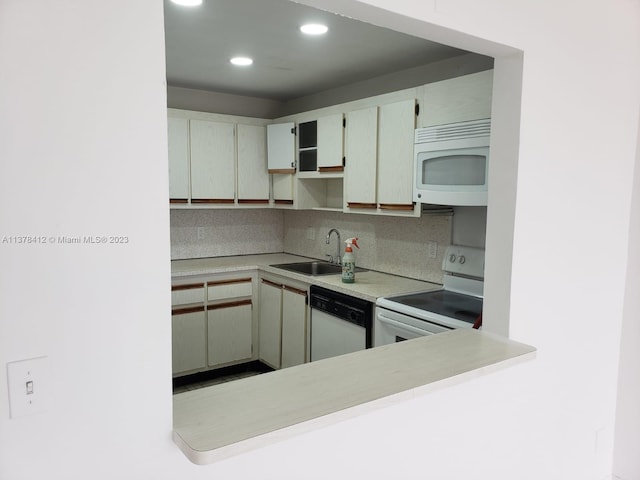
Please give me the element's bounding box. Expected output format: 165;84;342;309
270;261;368;276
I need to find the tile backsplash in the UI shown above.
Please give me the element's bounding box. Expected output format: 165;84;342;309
170;208;452;284
283;211;452;284
170;209;284;259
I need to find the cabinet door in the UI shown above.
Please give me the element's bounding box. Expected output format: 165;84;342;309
258;280;282;369
189;119;236;202
377;99;416;209
281;286;308;369
172;308;207;375
167;117;190;202
267;123;295;173
344;106;378;209
420;70;493;127
272;174;294;204
237;124;269;203
207;301;253;367
317;114;344;170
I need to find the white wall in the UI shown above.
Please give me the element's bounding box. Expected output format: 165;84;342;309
1;2;639;480
167;85;283;118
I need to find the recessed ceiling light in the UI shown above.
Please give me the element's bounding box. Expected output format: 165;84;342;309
300;24;328;35
170;0;202;6
230;57;253;66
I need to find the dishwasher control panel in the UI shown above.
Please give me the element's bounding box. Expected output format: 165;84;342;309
309;285;373;340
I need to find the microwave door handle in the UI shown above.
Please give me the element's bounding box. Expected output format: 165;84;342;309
377;313;435;336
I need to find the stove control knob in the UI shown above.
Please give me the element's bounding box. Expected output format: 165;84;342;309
459;255;466;264
449;254;457;263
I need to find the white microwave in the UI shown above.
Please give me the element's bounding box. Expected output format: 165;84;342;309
413;118;490;206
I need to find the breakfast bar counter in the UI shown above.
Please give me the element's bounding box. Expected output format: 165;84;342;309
173;328;536;464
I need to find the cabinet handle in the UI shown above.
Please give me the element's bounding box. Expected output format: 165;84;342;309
347;202;377;209
274;199;294;205
283;285;307;296
317;166;344;173
191;199;235;204
268;168;296;174
207;299;252;310
172;283;204;291
207;278;252;287
172;305;205;315
261;279;282;288
169;198;188;204
238;199;269;204
378;203;415;211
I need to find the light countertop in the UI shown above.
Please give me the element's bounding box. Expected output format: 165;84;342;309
171;253;442;302
173;329;536;464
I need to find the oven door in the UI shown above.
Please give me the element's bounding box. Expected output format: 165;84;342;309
374;307;451;347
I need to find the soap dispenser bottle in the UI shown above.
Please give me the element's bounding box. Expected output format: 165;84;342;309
341;237;359;284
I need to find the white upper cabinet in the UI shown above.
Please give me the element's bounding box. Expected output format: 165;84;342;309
237;124;269;203
317;114;344;171
167;116;190;202
344;106;378;209
419;70;493;127
189;119;236;203
377;98;417;210
267;122;296;173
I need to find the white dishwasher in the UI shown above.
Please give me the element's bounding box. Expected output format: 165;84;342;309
309;285;373;362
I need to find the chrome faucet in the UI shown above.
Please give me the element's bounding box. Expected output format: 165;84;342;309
326;228;341;265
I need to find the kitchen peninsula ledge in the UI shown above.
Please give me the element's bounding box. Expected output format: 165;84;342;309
171;253;442;302
173;329;536;464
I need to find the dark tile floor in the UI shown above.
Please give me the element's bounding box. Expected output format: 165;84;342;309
172;361;273;395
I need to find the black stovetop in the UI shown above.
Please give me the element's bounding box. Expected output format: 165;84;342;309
385;289;483;324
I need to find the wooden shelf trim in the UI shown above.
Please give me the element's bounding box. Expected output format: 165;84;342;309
347;202;377;209
238;199;269;204
268;168;296;174
378;203;415;211
170;198;189;204
317;166;344;173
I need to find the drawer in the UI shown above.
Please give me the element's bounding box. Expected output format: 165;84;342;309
207;278;252;301
171;283;205;306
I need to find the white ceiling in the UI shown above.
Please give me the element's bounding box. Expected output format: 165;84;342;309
163;0;470;102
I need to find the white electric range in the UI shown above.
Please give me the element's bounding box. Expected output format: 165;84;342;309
375;245;484;346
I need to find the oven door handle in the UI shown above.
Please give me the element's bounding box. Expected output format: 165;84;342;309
377;312;439;336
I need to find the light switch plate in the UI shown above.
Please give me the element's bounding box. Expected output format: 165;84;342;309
7;356;50;419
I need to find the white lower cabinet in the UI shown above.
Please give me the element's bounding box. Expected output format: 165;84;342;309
281;286;308;368
172;307;207;375
207;301;253;367
171;273;256;376
258;277;308;370
258;280;282;369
